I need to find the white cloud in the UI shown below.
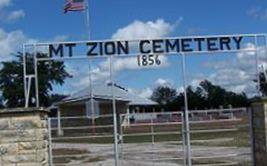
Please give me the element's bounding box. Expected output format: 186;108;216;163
64;63;80;76
247;7;261;18
138;88;153;98
0;28;68;61
72;18;179;88
247;7;267;21
0;0;25;22
208;68;254;93
0;0;11;8
71;55;170;88
128;87;153;99
127;78;177;99
190;79;202;88
6;9;25;21
192;43;264;96
0;28;31;60
112;18;181;40
155;78;174;87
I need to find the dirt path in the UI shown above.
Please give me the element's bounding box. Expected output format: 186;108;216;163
52;143;251;166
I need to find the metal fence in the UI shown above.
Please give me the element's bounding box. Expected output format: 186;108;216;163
120;111;185;166
48;107;252;166
48;114;116;166
187;108;252;166
119;108;252;166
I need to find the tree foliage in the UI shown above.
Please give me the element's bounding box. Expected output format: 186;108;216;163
151;86;177;105
0;52;71;107
151;80;248;111
258;71;267;96
199;80;248;108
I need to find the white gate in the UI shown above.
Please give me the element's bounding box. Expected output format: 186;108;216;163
120;108;252;166
23;33;266;165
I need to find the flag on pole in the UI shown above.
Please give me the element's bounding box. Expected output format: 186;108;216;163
64;0;85;13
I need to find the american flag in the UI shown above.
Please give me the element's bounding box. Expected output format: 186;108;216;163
64;0;85;13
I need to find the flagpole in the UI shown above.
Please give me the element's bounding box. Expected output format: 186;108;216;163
85;0;95;133
85;0;91;39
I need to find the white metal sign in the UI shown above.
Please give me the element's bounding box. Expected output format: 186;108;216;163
45;35;245;59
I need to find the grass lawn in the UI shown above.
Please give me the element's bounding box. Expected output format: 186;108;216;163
53;117;250;147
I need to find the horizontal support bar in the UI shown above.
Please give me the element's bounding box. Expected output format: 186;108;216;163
52;153;91;158
52;134;114;141
26;33;267;46
121;121;183;127
122;131;182;137
189;128;238;134
189;119;242;124
49;114;113;120
50;125;114;130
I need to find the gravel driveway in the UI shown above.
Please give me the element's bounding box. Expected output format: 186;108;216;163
52;142;251;166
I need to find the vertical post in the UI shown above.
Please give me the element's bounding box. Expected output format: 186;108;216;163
181;112;186;166
26;76;32;108
265;35;267;62
85;0;95;133
87;0;94;115
126;107;130;126
57;108;62;136
85;0;91;40
119;114;124;162
254;36;260;96
110;56;119;166
181;53;192;166
88;60;95;134
150;113;155;165
23;44;28;108
263;35;267;85
48;118;53;166
248;108;255;166
34;44;40;107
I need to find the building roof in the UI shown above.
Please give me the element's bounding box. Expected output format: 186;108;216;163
57;83;157;106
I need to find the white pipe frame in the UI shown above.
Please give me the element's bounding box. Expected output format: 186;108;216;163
23;33;265;166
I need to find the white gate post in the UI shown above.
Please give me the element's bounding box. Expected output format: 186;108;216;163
33;44;40;107
248;108;255;166
48;118;53;166
57;108;63;136
181;53;192;166
23;44;27;108
110;55;119;166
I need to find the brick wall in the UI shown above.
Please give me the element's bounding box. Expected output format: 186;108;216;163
251;98;267;166
0;108;49;166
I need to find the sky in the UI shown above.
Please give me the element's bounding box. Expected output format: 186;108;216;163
1;0;267;99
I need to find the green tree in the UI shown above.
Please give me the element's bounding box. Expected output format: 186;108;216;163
258;71;267;96
151;86;177;106
199;80;227;108
186;86;207;110
169;80;248;111
199;80;248;108
0;52;71;107
170;86;206;111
